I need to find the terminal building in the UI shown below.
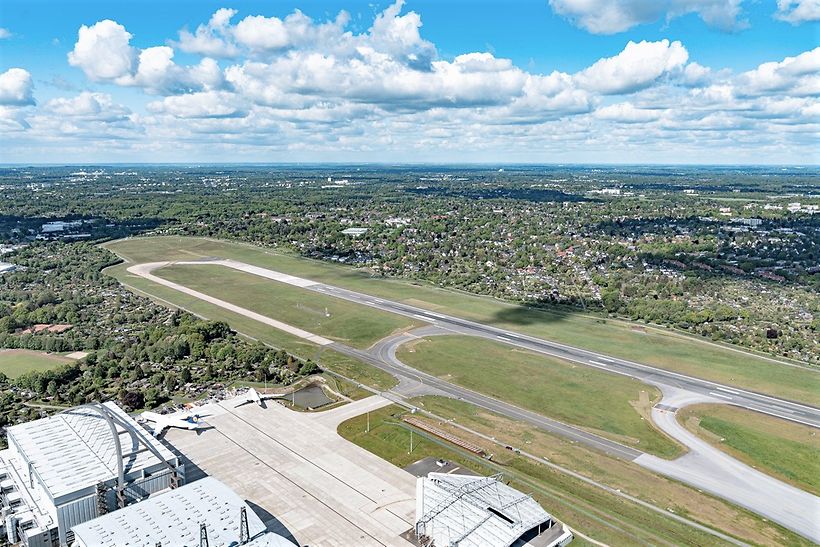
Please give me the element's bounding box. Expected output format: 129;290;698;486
0;402;184;547
414;473;573;547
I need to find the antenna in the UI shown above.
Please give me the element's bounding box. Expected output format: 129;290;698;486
199;523;209;547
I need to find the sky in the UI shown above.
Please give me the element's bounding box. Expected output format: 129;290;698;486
0;0;818;164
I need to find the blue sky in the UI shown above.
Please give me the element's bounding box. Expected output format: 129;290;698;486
0;0;817;163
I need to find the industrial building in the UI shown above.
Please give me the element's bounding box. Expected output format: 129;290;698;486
71;477;293;547
0;402;184;547
414;473;573;547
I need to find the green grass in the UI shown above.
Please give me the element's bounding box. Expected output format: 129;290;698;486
679;404;820;496
155;264;419;349
397;335;681;458
0;350;73;378
103;237;820;405
338;405;758;546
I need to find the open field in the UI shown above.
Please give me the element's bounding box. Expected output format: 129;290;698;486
103;237;820;405
409;396;806;546
338;403;801;546
0;349;73;378
397;335;680;458
679;404;820;496
156;264;419;349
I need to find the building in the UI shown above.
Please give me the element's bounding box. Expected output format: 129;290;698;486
414;473;573;547
0;262;16;275
341;227;369;237
71;477;293;547
0;402;184;547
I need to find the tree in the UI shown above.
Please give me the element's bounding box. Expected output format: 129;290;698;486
298;360;320;376
121;391;145;410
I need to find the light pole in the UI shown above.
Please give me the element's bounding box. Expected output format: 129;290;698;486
366;410;370;433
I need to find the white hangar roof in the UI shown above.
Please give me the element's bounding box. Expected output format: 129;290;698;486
415;473;552;547
71;477;294;547
6;401;176;501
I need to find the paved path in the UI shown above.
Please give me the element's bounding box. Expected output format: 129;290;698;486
130;259;820;540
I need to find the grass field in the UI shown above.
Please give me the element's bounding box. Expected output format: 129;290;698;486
397;335;681;458
103;237;820;405
679;404;820;496
338;404;804;546
0;349;73;378
156;264;419;349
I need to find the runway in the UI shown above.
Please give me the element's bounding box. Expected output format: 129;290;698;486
129;259;820;540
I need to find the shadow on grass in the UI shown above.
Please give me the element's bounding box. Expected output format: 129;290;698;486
490;299;574;327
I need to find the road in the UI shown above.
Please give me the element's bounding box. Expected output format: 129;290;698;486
128;259;820;541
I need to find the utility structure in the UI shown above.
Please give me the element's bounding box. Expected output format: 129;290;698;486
0;401;184;547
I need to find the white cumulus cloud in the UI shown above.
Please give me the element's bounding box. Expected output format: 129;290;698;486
68;20;136;81
0;68;35;106
549;0;746;34
574;39;689;94
774;0;820;23
46;92;131;122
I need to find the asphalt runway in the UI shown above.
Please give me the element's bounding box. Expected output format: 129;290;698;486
305;281;820;429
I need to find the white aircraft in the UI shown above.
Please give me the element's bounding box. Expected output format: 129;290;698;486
233;388;281;407
140;410;207;437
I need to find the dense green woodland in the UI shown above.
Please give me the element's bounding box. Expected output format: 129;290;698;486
1;165;818;363
0;242;319;433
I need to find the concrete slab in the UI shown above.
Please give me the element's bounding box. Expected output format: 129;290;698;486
165;398;417;547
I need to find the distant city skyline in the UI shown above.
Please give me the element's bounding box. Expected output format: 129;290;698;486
1;0;818;164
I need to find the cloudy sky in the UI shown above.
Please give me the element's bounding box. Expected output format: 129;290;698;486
0;0;818;164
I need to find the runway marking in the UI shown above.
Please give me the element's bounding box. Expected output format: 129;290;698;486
412;313;435;321
716;386;740;395
599;357;614;363
748;407;817;427
426;312;446;319
709;392;734;400
588;360;610;368
496;335;512;342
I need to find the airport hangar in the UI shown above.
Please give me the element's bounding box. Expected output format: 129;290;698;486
0;397;573;547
